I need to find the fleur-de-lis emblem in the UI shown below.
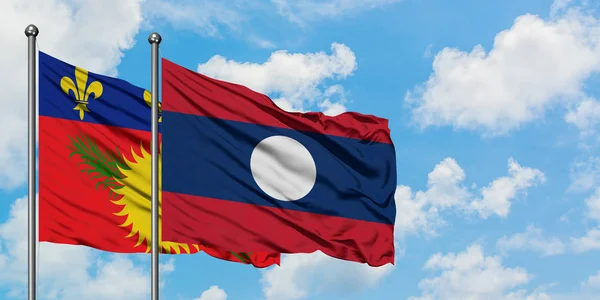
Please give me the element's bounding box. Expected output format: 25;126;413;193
60;66;103;120
144;90;162;122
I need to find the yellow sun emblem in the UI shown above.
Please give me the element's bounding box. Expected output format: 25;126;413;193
110;143;199;254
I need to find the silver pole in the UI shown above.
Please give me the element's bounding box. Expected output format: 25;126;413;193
25;24;38;300
148;32;162;300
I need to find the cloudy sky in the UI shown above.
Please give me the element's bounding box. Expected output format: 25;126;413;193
1;0;600;299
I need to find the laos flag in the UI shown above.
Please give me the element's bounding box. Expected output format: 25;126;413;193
161;59;397;266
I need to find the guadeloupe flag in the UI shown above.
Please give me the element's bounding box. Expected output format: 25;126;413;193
161;58;397;266
38;51;280;267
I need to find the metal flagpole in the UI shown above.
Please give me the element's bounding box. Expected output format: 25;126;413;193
148;32;162;300
25;24;39;300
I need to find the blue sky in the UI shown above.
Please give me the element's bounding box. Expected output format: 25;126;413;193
1;0;600;299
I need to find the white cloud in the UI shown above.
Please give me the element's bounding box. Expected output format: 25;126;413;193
569;156;600;192
409;244;540;300
317;85;348;116
570;188;600;253
144;0;399;47
550;0;574;17
272;0;402;25
496;225;566;256
194;285;228;300
581;270;600;289
143;0;243;37
318;99;347;116
529;271;600;299
571;228;600;253
159;258;175;273
395;157;545;239
406;4;600;135
247;35;277;49
260;251;394;300
423;44;434;58
565;98;600;136
0;196;175;299
197;43;356;113
504;289;553;300
142;0;278;48
394;158;469;239
0;0;144;189
158;257;176;288
272;98;305;113
469;158;546;219
585;188;600;222
74;255;150;300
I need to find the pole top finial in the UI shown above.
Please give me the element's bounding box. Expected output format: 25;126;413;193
24;24;39;37
148;32;162;44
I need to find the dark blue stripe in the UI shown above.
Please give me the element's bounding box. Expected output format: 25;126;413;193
162;111;397;224
39;51;159;132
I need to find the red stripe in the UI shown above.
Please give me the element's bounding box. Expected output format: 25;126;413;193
161;58;392;144
39;116;151;253
162;191;395;267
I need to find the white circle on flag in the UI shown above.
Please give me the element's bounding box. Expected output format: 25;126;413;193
250;135;316;201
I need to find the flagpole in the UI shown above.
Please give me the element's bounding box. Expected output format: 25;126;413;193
149;32;162;300
25;24;39;300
